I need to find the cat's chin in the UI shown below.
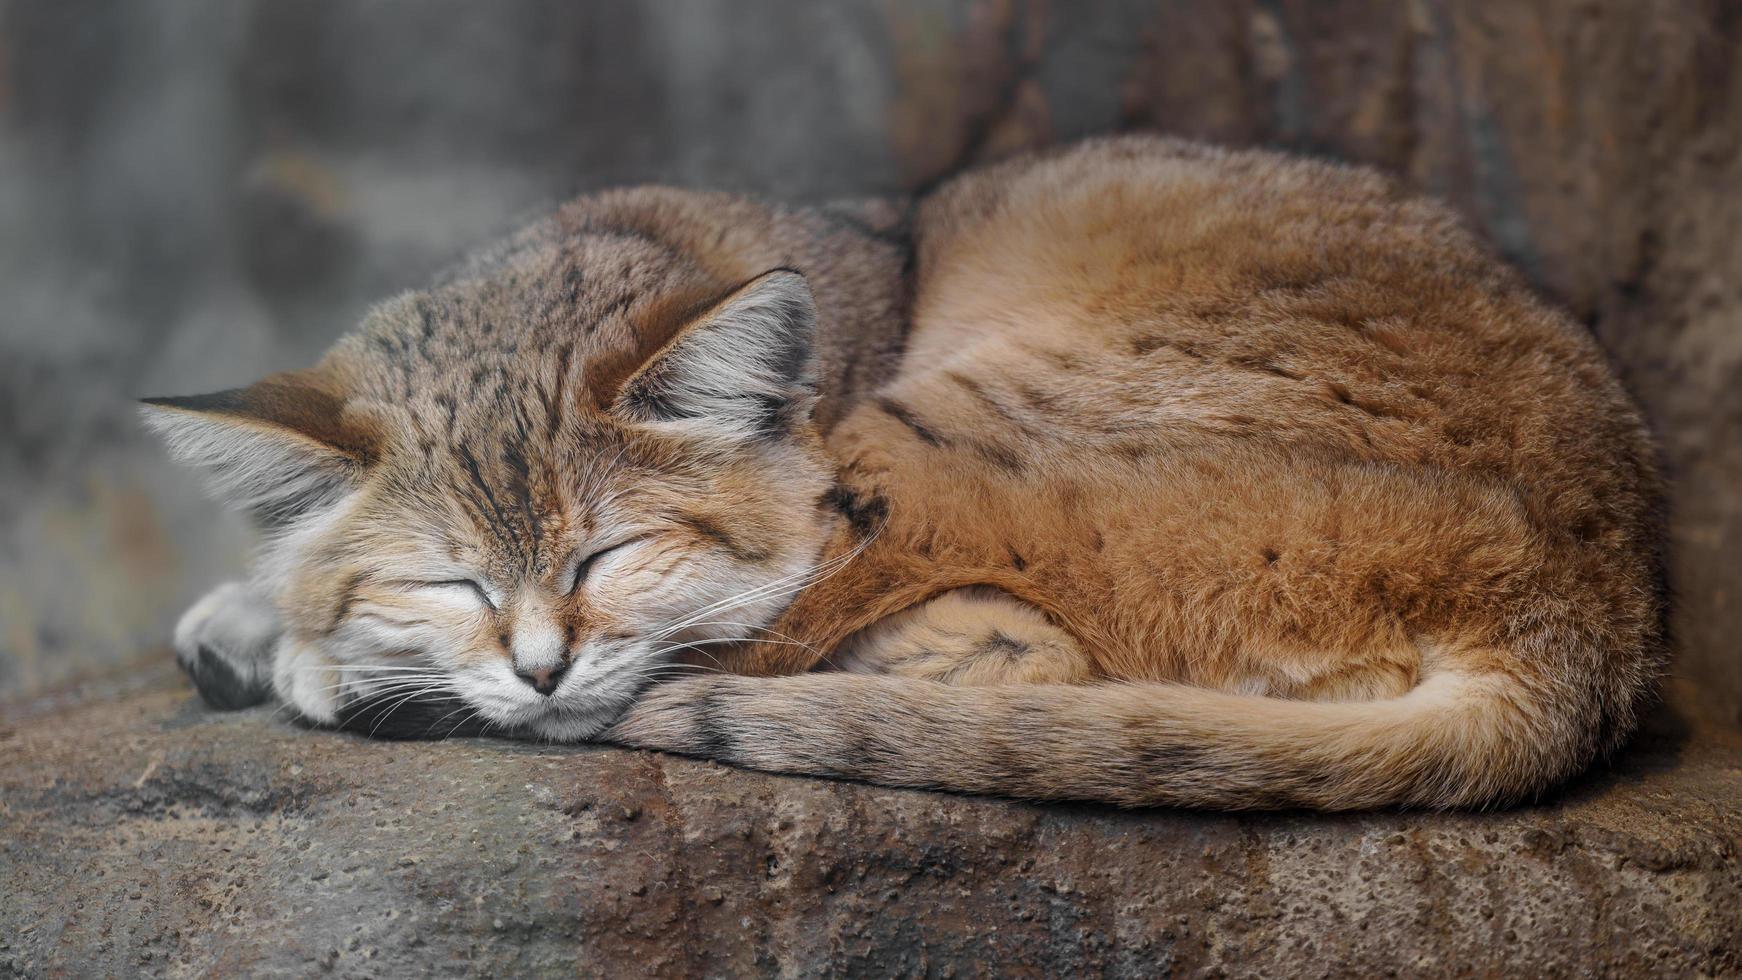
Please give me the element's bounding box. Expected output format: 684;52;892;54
482;685;641;742
441;662;654;742
518;704;624;742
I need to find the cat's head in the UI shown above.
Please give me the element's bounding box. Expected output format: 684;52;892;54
143;234;838;739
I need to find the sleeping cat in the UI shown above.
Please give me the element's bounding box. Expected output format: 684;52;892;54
143;136;1664;810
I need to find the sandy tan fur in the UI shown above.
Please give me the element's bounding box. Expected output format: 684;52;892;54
146;137;1663;809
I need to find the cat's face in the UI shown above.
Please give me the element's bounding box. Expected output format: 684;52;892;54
294;413;832;740
145;254;837;738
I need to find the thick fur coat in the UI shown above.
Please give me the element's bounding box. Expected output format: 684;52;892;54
146;137;1664;809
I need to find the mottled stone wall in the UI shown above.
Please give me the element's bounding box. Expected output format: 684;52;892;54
1;1;1737;723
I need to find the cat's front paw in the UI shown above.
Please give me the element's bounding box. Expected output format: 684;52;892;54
606;675;744;756
173;582;280;710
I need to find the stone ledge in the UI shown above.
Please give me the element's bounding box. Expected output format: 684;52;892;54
2;657;1738;977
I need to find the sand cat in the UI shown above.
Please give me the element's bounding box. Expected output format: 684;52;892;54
144;137;1664;810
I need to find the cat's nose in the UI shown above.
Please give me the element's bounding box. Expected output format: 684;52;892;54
513;662;569;696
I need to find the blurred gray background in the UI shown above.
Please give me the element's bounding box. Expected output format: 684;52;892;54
1;0;1738;728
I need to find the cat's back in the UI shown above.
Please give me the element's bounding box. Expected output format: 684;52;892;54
888;136;1655;533
825;137;1662;696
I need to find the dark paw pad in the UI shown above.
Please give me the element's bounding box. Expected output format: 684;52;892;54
184;644;270;710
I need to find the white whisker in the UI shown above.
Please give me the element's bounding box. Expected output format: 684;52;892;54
365;683;455;737
652;520;884;641
303;676;450;698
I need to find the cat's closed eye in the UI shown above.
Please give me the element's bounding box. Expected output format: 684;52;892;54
417;579;497;612
568;538;647;595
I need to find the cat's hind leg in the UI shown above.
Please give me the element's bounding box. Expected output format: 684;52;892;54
831;586;1093;686
172;581;280;709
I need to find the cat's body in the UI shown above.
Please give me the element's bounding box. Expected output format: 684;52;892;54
146;137;1664;810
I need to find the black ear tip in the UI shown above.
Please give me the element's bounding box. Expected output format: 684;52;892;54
138;389;250;413
749;268;817;315
764;268;813;293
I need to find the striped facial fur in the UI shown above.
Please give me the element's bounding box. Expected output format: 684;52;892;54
148;137;1664;810
144;225;845;739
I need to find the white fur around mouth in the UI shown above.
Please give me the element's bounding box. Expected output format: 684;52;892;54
471;675;643;742
507;700;621;741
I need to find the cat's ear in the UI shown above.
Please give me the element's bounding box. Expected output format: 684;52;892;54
612;268;818;442
140;370;379;526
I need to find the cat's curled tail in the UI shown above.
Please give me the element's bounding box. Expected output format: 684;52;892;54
607;658;1623;810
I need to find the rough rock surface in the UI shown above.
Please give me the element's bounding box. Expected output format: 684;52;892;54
3;659;1739;977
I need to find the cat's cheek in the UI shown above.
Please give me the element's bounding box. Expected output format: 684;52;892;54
271;638;343;725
